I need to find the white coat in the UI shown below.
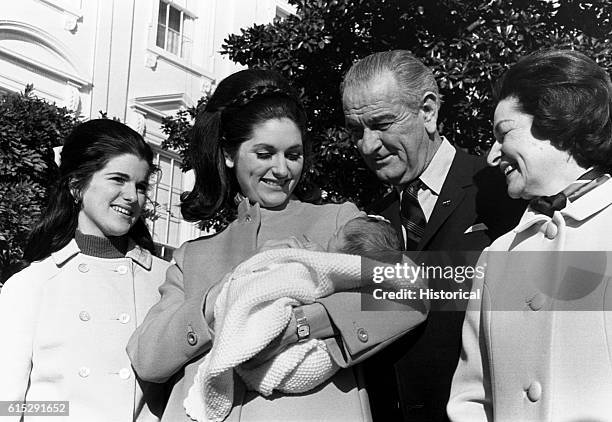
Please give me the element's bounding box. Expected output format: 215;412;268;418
0;240;169;421
448;178;612;422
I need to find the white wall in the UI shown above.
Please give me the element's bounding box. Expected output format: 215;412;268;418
0;0;295;249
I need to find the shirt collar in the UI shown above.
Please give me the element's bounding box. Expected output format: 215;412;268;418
417;137;456;195
51;238;152;269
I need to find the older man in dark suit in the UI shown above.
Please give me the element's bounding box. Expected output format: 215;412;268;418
341;50;525;422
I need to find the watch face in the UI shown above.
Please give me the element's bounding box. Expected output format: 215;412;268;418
297;325;310;338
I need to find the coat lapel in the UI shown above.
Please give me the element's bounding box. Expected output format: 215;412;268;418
418;150;473;250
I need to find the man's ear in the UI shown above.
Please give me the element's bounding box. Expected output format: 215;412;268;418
421;92;439;135
223;149;235;168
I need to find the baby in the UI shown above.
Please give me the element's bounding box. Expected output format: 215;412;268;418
327;215;402;260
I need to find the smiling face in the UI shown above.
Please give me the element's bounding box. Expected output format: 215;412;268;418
77;153;150;237
342;71;441;187
488;97;585;199
225;117;304;209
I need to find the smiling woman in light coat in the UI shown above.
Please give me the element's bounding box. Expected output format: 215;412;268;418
0;120;169;421
447;49;612;422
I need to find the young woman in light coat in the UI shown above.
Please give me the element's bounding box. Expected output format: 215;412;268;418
448;49;612;421
128;69;427;421
0;120;169;421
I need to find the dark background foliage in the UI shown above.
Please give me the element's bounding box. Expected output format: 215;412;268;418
161;0;612;231
0;85;80;282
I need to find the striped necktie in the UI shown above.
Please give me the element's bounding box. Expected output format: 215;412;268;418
400;179;426;250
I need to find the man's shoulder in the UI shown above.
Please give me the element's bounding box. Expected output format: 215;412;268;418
450;148;511;194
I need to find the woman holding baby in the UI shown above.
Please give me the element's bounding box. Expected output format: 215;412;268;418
128;69;424;421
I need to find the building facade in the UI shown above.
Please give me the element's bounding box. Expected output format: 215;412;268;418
0;0;294;258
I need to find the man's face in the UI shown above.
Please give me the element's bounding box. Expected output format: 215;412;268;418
342;72;438;187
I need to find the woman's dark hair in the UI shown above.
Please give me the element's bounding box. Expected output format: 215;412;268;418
494;49;612;169
22;119;156;264
181;69;311;223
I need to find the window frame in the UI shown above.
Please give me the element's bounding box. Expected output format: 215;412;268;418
155;0;194;60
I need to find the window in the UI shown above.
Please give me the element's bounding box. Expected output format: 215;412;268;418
275;6;290;21
150;152;184;260
156;1;193;60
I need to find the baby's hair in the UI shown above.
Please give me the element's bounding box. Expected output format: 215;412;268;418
337;216;402;259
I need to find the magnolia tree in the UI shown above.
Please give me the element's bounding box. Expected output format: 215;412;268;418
161;0;611;227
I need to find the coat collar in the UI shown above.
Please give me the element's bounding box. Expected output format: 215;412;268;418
51;238;152;269
514;177;612;234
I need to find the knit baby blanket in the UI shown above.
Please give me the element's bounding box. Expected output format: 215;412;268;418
183;248;366;422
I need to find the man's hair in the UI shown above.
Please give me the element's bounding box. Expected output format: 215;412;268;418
341;50;440;109
336;216;402;258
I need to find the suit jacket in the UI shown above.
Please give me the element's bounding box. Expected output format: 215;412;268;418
448;178;612;422
364;148;525;422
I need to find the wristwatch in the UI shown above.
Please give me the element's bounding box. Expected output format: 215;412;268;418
294;307;310;342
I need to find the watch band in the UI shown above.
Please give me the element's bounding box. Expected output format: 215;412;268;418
294;307;310;342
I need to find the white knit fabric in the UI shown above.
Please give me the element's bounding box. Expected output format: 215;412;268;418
183;248;365;422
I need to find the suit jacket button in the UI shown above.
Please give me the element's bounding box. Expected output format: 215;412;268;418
357;328;368;343
527;381;542;402
245;215;252;222
187;331;198;346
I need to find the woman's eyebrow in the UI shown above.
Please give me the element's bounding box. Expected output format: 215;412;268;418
493;119;514;136
106;171;130;178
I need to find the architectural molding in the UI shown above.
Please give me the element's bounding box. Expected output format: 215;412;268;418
130;93;194;120
146;46;213;79
36;0;83;22
0;20;90;88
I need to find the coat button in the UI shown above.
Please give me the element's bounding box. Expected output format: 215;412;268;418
187;331;198;346
357;328;369;343
79;311;91;322
543;221;558;239
78;366;91;378
78;263;89;273
527;293;546;311
527;381;542;402
116;265;128;275
118;368;131;380
118;313;130;324
245;215;252;222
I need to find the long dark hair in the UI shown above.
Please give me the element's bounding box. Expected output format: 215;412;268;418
22;119;156;264
181;69;312;224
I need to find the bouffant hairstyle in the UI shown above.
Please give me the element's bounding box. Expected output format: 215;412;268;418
494;49;612;169
181;69;310;223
